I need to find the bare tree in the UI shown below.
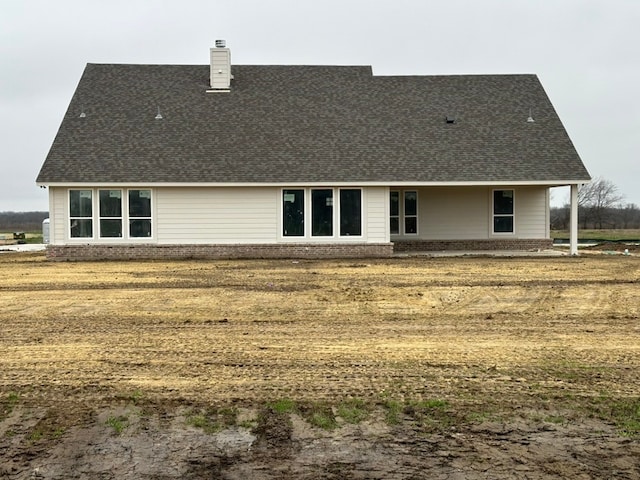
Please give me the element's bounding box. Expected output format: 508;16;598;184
578;177;624;229
619;203;640;229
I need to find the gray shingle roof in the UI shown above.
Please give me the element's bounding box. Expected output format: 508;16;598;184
36;63;590;184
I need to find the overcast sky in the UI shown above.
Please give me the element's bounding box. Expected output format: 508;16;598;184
1;0;638;212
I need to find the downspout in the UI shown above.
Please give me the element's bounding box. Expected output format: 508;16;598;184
569;184;579;255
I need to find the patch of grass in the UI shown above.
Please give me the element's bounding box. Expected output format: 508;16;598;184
382;399;403;425
1;391;20;420
186;413;220;434
28;430;43;442
404;399;456;432
551;229;640;241
130;390;144;404
337;398;369;424
610;398;640;437
305;403;338;431
105;415;128;434
185;406;238;434
544;415;567;425
466;410;497;424
269;398;297;414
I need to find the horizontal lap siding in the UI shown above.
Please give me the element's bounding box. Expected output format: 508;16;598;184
49;187;66;245
515;187;548;238
365;187;388;242
420;187;488;239
156;187;278;244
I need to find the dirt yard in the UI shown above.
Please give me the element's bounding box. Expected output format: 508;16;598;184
1;252;639;479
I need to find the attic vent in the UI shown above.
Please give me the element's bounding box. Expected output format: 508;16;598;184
445;116;456;124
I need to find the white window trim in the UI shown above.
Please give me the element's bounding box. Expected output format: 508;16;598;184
68;189;95;240
390;189;419;236
67;188;154;242
279;187;364;241
492;188;515;235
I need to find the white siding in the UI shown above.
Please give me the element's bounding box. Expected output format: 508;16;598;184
514;187;548;239
156;187;278;244
421;187;489;239
390;186;549;240
365;187;389;242
49;187;66;245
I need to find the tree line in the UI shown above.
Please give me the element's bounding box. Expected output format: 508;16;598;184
0;211;49;232
551;177;640;230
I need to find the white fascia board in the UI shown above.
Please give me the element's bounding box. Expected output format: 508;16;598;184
39;179;592;188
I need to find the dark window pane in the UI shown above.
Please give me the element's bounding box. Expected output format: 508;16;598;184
494;216;514;233
390;191;399;216
390;217;399;235
312;189;333;236
340;189;361;236
129;190;151;217
100;190;122;217
69;190;92;217
100;219;122;237
283;189;304;236
405;217;417;234
404;191;417;216
130;219;151;237
70;219;92;238
494;190;513;215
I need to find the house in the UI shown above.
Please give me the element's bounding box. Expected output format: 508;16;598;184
36;42;590;260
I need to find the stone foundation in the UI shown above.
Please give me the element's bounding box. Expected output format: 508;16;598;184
45;243;394;261
393;239;554;252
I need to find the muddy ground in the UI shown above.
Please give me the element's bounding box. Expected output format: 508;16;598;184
1;252;639;479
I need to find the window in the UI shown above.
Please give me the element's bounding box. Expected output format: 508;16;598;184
493;189;514;233
340;189;362;236
390;191;400;234
283;189;304;236
404;191;418;234
282;188;362;238
312;189;333;236
99;190;123;237
69;188;153;240
69;190;93;238
129;190;152;237
389;190;418;235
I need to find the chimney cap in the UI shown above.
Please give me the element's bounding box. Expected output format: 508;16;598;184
215;39;226;48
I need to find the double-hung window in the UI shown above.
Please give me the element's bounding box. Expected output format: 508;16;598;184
99;189;123;237
493;189;514;233
69;190;93;238
129;190;152;237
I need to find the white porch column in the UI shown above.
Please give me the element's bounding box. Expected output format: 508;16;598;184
570;184;579;255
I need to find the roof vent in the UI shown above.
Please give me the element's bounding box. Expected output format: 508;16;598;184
527;109;535;123
215;39;226;48
445;116;456;124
